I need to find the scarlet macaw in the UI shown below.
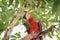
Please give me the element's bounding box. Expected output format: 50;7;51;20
23;11;42;33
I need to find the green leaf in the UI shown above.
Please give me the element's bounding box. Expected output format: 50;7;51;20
2;0;7;5
56;4;60;16
11;39;16;40
52;0;60;14
11;32;21;40
15;0;19;8
8;0;13;6
11;35;17;38
0;37;2;40
48;32;53;38
1;5;7;12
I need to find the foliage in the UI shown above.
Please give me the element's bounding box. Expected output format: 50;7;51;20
11;32;21;40
0;37;2;40
0;0;60;40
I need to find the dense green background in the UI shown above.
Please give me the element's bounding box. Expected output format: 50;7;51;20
0;0;60;40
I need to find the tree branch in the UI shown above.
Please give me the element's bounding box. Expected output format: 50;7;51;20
38;25;56;36
21;25;56;40
2;0;26;40
2;11;22;40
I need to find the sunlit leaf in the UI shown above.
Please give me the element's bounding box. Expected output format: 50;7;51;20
2;0;7;5
52;0;60;14
8;0;13;6
15;0;19;8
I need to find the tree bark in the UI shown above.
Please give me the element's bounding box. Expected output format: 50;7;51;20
2;11;22;40
38;25;56;37
21;32;39;40
2;0;26;39
21;25;56;40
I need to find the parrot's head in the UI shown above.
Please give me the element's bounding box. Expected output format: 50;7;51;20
23;11;30;20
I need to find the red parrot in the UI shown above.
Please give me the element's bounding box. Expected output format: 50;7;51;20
23;11;39;33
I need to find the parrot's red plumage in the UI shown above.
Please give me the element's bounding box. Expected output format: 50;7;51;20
25;11;38;32
26;13;39;33
23;11;42;40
